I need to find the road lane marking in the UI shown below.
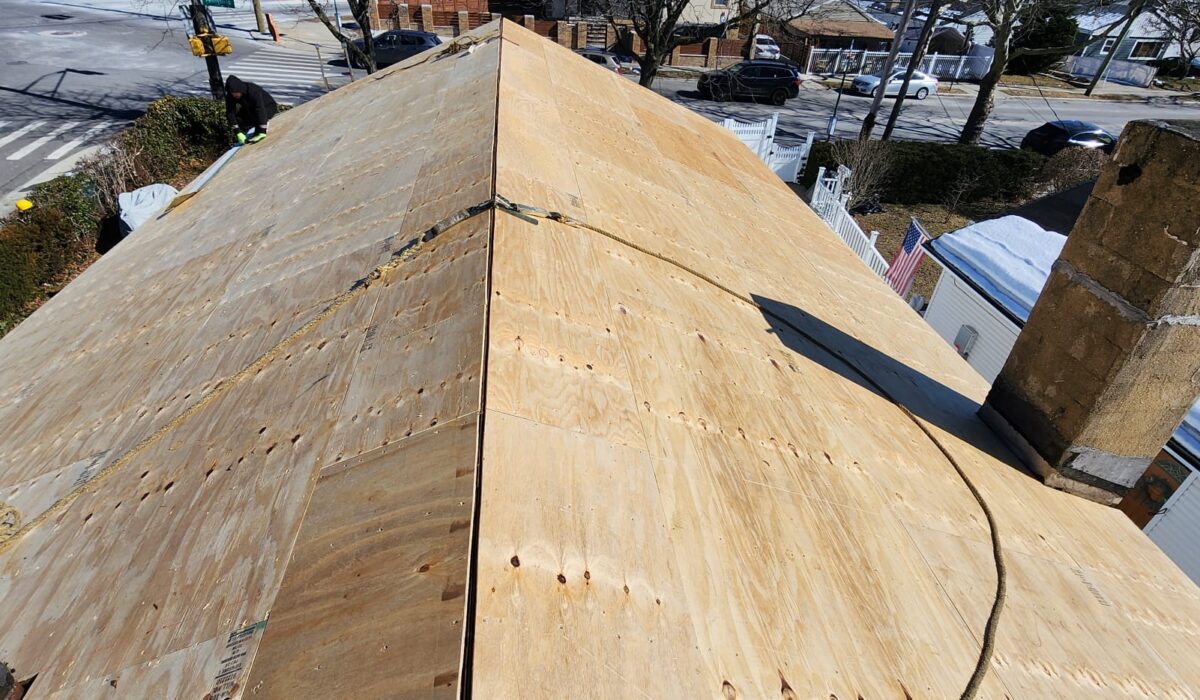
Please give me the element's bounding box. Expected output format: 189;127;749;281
0;121;45;150
9;122;77;160
45;121;112;160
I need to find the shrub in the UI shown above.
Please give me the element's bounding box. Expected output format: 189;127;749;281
1040;147;1108;194
82;96;229;213
0;174;102;335
1;95;231;337
831;138;894;208
802;139;1046;206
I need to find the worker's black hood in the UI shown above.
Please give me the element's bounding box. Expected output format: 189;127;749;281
225;75;247;94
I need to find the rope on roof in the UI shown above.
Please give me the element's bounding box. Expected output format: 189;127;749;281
492;195;1006;700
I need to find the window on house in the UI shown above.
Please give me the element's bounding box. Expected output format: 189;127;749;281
1100;37;1116;55
1130;40;1166;59
712;0;729;6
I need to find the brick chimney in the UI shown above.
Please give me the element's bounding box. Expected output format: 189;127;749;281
981;120;1200;505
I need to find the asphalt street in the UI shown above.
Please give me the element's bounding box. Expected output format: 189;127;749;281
649;77;1200;148
2;1;1198;196
0;0;349;197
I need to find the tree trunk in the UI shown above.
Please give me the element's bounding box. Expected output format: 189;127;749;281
958;22;1010;144
1085;10;1137;95
307;0;377;74
354;2;378;74
859;0;917;140
882;0;943;140
639;60;659;86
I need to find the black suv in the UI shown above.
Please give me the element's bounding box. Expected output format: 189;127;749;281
351;30;441;68
698;61;800;105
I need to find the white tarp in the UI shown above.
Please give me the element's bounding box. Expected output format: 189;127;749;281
118;183;178;235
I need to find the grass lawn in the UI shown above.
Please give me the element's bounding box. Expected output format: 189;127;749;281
853;201;1007;302
1156;76;1200;93
999;73;1076;90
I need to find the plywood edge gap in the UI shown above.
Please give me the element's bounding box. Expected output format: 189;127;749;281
457;21;506;696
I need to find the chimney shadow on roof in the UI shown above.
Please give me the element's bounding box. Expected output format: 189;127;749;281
751;293;1038;478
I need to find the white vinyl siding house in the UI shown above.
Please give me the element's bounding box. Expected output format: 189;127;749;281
1075;7;1178;61
922;272;1019;384
1145;447;1200;584
922;214;1200;584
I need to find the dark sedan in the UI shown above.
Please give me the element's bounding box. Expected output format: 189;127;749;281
1020;120;1116;156
351;30;441;68
698;60;800;105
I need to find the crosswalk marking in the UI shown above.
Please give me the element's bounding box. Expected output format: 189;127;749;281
46;121;113;160
223;46;345;104
0;122;45;150
8;122;78;161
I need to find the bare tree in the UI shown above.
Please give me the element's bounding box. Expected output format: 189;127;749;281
600;0;820;87
958;0;1143;144
1039;146;1107;193
1149;0;1200;76
831;138;894;208
883;0;946;140
306;0;379;73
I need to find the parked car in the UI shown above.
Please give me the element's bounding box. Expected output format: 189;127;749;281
1020;120;1116;156
351;30;441;68
851;70;939;99
698;60;800;105
575;48;640;75
747;33;782;60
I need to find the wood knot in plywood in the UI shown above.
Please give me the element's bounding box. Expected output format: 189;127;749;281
0;503;19;541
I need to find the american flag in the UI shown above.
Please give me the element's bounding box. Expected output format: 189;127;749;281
885;219;929;296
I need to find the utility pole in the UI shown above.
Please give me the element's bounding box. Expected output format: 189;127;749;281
859;0;917;140
1085;7;1140;96
252;0;268;33
883;0;944;140
189;0;225;100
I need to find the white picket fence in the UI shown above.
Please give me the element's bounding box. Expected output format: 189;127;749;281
808;165;890;279
721;113;814;183
807;49;992;81
1063;55;1158;88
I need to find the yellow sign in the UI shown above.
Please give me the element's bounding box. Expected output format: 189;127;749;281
189;33;232;57
15;199;33;211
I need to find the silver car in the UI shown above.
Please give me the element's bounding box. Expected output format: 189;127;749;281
851;70;939;99
575;48;640;75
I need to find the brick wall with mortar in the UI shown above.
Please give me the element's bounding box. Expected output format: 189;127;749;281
982;119;1200;505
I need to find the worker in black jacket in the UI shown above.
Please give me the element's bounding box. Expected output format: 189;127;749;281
225;75;278;145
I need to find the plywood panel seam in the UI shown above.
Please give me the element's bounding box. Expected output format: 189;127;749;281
458;19;506;693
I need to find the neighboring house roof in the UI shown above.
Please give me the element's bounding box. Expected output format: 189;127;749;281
927;214;1066;323
788;0;895;39
1001;180;1094;234
926;207;1200;464
3;19;1200;699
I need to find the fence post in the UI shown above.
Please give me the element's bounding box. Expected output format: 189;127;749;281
868;230;880;247
556;20;570;47
457;10;468;36
706;38;717;69
857;50;867;73
523;14;534;29
420;4;432;32
395;2;409;29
